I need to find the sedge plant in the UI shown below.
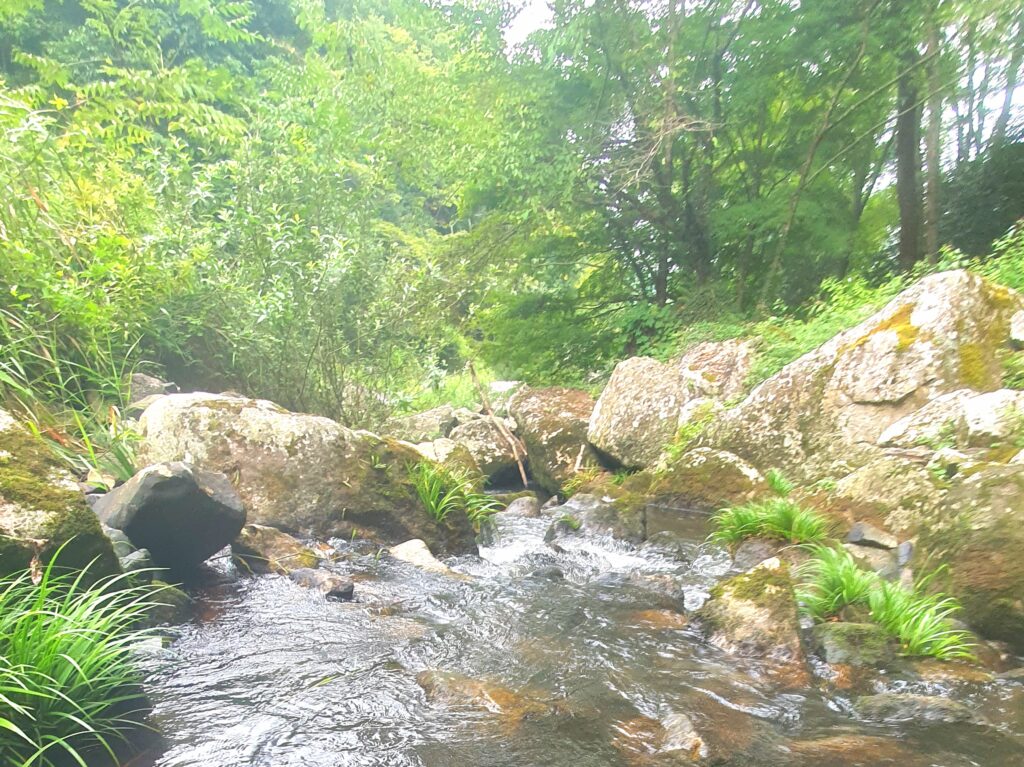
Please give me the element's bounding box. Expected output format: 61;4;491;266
0;551;162;767
709;497;831;546
796;544;975;660
407;462;504;530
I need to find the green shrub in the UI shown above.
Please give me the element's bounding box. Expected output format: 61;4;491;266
796;545;975;660
709;497;831;546
0;554;159;767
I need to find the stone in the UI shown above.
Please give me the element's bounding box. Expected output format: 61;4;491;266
529;565;564;580
730;537;781;571
852;693;983;725
389;538;455;575
129;372;177;403
917;464;1024;651
696;558;806;668
288;568;355;600
232;523;318;574
448;416;522;484
705;271;1024;480
145;580;193;626
832;454;942;533
877;389;974;449
678;338;756;402
811;622;894;667
843;543;899;580
587;356;699;469
503;495;541;518
846;521;898;550
0;408;119;578
544;516;581;543
641;531;692;563
119;547;154;575
961;389;1024;447
384;405;457;443
622;448;765;512
137;393;476;555
896;540;914;567
93;462;246;569
879;388;1024;452
507;385;599;494
659;712;707;761
559;493;643;541
416;670;562;730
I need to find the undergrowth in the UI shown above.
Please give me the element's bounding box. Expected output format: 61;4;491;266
797;544;975;660
0;552;160;766
408;461;504;530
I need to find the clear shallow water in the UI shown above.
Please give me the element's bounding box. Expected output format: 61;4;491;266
136;510;1024;767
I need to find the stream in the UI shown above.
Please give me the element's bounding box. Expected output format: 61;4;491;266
136;508;1024;766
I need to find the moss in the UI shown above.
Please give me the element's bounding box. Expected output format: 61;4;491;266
0;428;83;517
958;342;992;390
726;562;793;604
842;303;919;355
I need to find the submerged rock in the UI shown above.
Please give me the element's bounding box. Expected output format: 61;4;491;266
94;462;245;570
137;393;476;555
232;524;318;574
503;495;541;518
288;567;355;600
389;538;455;576
508;385;599;494
853;693;984;725
0;408;119;578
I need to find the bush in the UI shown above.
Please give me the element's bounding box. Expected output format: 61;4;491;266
0;554;159;766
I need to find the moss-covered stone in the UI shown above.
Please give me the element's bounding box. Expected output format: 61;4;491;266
812;622;894;667
0;409;118;579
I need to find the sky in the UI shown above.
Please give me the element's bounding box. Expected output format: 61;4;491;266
504;0;554;46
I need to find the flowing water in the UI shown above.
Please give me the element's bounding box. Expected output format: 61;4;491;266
136;508;1024;767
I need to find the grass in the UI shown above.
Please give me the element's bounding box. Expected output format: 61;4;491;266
0;551;160;767
407;461;504;530
708;497;832;546
562;465;604;497
796;544;975;660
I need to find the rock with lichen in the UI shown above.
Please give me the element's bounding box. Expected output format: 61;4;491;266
695;557;806;669
137;393;476;555
0;408;119;578
508;385;599;494
448;416;521;485
704;270;1024;480
917;464;1024;653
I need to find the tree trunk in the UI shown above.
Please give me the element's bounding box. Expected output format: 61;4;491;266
896;61;923;272
924;19;941;263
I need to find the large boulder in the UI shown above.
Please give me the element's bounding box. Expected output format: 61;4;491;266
137;393;476;555
589;341;757;470
384;405;457;443
94;462;245;569
0;408;118;578
448;416;521;484
705;271;1024;479
879;388;1024;451
917;464;1024;651
587;357;698;469
678;338;756;401
508;386;599;494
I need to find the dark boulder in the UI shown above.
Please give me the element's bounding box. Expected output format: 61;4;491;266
94;462;245;569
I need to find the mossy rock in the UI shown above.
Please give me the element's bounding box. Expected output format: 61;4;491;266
917;464;1024;652
811;622;894;667
622;447;765;511
696;558;806;668
0;409;118;579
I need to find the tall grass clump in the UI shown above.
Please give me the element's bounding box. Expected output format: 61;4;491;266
709;497;831;546
0;555;159;766
796;545;975;660
408;462;504;530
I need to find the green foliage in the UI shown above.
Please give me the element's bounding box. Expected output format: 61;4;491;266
561;466;604;498
764;469;795;498
709;497;831;547
797;545;975;660
0;553;159;766
407;461;503;530
662;402;718;466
